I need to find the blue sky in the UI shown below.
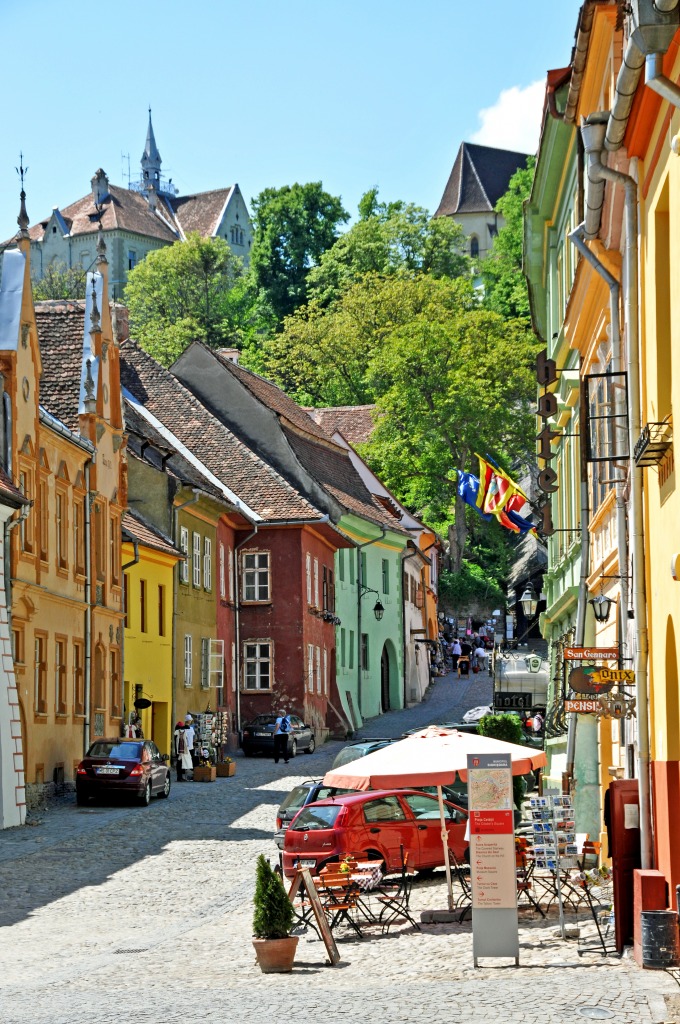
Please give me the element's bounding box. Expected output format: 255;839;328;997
1;0;583;237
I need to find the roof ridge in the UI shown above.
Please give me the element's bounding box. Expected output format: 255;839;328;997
463;143;491;210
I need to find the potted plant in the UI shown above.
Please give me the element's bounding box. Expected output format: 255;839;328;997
252;854;297;973
216;756;236;777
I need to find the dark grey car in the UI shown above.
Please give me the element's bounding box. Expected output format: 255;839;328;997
240;714;316;758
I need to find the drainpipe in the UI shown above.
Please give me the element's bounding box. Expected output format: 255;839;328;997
645;51;680;106
121;538;139;733
84;459;93;756
234;522;259;739
576;117;653;869
172;490;200;738
355;527;387;717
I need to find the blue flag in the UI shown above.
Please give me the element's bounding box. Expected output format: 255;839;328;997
457;471;492;521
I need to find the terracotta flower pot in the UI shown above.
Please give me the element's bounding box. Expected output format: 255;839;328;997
252;935;299;973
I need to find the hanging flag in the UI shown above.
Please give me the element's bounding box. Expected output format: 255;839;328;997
456;471;492;521
497;493;537;535
477;457;528;516
476;455;494;512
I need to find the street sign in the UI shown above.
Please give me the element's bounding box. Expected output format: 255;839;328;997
493;692;534;711
563;646;618;661
568;666;616;696
565;699;601;713
592;668;635;683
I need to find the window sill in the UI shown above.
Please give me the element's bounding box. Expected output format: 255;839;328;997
55;714;68;723
34;713;48;722
72;712;85;721
241;600;272;607
239;688;273;694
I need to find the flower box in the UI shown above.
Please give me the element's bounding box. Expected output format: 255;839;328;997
193;765;217;783
216;761;236;777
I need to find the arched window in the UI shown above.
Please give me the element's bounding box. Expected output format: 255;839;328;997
470;236;479;259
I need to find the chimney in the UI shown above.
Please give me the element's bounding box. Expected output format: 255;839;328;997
111;304;129;345
91;169;109;206
218;347;240;364
146;182;157;212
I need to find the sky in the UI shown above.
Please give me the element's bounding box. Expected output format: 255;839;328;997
1;0;583;238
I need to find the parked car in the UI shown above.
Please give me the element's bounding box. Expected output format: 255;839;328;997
76;738;171;806
240;714;315;758
330;738;394;769
274;777;469;848
282;789;468;878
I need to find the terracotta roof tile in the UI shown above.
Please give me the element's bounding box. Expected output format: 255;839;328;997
0;465;29;508
122;509;181;557
22;184;178;245
34;300;87;431
306;405;377;446
166;188;233;237
120;341;321;523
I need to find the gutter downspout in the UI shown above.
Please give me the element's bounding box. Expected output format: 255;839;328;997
355;526;387;718
121;538;140;734
235;523;259;740
576;119;653;869
645;51;680;107
84;459;93;756
172;490;200;740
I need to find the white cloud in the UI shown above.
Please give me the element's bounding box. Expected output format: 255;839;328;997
470;80;545;154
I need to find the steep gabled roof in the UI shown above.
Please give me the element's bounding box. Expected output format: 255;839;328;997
166;188;234;238
34;300;87;431
306;405;378;447
122;509;180;558
23;184;179;245
120;340;321;523
435;142;529;218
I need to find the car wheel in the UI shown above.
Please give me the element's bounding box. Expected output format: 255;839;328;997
289;739;297;758
305;737;316;755
76;792;89;807
139;780;152;806
158;773;171;799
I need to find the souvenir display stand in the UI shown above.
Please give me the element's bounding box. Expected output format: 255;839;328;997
528;794;579;938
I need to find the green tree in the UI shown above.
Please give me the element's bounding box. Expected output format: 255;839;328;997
306;192;469;307
482;157;535;320
252;853;294;939
250;182;349;327
33;260;86;300
123;234;245;366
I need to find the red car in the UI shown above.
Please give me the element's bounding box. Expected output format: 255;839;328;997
282;789;468;879
76;738;171;806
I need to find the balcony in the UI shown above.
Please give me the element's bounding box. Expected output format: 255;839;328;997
634;421;672;467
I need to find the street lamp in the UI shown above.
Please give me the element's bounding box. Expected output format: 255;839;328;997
589;593;613;623
373;599;385;622
519;586;538;619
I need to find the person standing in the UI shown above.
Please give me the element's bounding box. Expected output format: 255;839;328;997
533;710;544;735
273;708;291;764
474;644;488;674
174;722;192;782
184;715;196;768
451;639;461;672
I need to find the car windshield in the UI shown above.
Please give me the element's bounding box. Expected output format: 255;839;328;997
88;741;142;760
331;743;384;769
290;805;343;830
280;785;312;814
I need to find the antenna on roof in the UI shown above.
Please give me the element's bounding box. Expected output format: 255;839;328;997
121;152;131;188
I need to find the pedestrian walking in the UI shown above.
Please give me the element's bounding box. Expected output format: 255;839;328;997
457;655;470;678
273;707;291;764
451;639;461;671
174;722;192;782
474;644;488;673
184;714;197;768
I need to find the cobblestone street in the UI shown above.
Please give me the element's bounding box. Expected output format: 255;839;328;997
0;673;674;1024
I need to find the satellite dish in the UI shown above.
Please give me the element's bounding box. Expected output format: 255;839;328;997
134;697;152;710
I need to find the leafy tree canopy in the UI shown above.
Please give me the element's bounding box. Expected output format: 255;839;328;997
33;260;86;301
482;157;535;320
250;182;349;327
306;190;469;307
123;233;245;366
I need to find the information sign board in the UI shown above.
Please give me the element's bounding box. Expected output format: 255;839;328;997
565;699;601;713
467;753;519;967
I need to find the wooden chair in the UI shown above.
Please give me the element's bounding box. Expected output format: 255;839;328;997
317;865;364;938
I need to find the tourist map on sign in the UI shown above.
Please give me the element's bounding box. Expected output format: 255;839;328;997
468;769;513;810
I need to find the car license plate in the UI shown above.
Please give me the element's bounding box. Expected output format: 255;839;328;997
255;732;270;737
96;767;120;775
298;858;316;868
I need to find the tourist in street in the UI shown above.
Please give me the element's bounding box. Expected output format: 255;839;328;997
451;638;461;672
273;707;291;764
457;654;470;678
533;710;544;735
474;644;488;673
174;722;192;782
184;714;196;768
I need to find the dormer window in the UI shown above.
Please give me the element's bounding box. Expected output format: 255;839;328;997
52;227;57;234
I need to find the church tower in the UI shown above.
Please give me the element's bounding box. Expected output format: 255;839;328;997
140;108;162;188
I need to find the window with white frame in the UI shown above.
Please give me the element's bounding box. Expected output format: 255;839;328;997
315;645;321;694
184;634;193;686
313;558;319;607
323;647;328;695
306;552;312;605
243;641;271;689
180;526;189;583
200;637;210;688
228;547;234;600
203;536;212;590
242;551;270;601
193;532;201;587
307;644;314;692
219;543;226;599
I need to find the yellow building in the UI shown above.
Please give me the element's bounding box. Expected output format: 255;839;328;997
0;197;125;805
122;511;181;757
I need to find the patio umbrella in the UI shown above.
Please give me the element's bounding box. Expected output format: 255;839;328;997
324;727;547;911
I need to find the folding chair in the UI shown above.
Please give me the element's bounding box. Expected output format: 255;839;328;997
449;849;473;922
317;866;364;939
376;847;421;933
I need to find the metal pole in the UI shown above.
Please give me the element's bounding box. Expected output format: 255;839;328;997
437;783;455;912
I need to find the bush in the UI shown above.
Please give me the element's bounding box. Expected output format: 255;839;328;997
477;712;527;811
253;854;294;939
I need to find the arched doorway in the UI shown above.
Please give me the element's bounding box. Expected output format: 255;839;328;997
381;647;390;713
